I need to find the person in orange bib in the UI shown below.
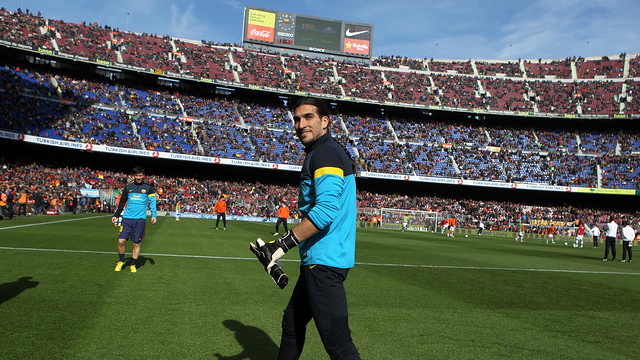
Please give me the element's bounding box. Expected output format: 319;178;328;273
546;225;556;244
447;217;456;237
214;195;227;230
273;202;290;235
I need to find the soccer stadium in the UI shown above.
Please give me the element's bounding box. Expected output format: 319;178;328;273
1;5;639;359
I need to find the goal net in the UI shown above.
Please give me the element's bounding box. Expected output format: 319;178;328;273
379;208;440;232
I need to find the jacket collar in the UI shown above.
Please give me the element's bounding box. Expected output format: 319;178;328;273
304;131;332;154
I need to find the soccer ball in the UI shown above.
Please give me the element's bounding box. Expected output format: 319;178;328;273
465;234;468;238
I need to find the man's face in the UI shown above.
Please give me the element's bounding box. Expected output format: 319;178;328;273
133;173;144;184
294;104;329;147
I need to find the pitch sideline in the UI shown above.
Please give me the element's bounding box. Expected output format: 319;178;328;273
0;245;639;276
0;214;111;230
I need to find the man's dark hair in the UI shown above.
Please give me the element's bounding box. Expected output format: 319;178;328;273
292;97;330;119
293;97;359;174
133;166;145;175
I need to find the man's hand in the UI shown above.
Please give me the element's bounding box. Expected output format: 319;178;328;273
250;231;300;288
250;231;300;273
151;217;157;225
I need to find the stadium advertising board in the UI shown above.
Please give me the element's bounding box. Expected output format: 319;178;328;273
242;6;373;59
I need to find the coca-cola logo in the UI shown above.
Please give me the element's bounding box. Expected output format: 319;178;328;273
250;29;271;39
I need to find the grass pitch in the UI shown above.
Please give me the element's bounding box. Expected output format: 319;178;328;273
1;213;639;359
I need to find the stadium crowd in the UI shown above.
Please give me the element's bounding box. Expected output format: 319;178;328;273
1;61;640;189
2;160;638;238
1;2;640;234
0;7;638;117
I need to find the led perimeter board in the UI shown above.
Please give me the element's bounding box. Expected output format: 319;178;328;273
242;6;373;59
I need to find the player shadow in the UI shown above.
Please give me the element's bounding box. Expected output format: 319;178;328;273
0;276;39;305
123;256;155;269
131;255;155;269
213;319;278;360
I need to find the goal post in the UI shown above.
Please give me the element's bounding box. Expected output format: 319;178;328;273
379;208;440;232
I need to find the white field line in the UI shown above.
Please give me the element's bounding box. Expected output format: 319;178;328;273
0;215;111;230
0;246;639;276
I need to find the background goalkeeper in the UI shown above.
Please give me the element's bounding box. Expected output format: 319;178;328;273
250;97;361;360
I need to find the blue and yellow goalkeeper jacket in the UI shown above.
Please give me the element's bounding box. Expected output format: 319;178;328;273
298;132;357;269
114;182;157;220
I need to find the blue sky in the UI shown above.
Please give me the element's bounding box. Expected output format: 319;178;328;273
5;0;639;60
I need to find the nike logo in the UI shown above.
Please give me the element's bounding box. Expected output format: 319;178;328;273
345;29;369;37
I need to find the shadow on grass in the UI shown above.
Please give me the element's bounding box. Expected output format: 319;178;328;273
123;255;155;269
135;255;155;269
0;276;39;305
213;319;278;360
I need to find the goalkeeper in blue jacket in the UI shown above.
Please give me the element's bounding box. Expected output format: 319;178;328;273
111;166;157;273
250;97;360;360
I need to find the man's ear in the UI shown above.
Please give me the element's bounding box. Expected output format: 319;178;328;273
322;116;329;130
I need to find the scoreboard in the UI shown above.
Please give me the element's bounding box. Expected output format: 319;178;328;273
242;6;373;59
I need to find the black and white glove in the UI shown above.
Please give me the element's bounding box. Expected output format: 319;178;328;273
249;231;300;289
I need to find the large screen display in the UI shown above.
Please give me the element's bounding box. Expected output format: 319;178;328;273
294;16;341;52
243;7;373;59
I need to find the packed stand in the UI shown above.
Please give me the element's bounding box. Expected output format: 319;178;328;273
51;19;117;61
385;71;438;105
249;128;303;164
432;74;484;109
283;55;342;96
524;59;572;79
480;78;534;112
428;60;474;75
237;101;292;129
337;63;390;101
0;8;49;49
575;57;624;79
2;160;639;236
233;50;289;89
408;144;458;178
372;56;426;70
599;155;640;189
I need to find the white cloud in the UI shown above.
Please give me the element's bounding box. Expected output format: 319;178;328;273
170;3;207;39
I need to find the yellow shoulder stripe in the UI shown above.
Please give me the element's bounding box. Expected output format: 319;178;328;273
148;193;156;197
314;167;343;179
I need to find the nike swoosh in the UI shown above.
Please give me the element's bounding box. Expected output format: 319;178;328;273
345;29;369;37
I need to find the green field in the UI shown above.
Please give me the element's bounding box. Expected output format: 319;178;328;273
1;213;639;359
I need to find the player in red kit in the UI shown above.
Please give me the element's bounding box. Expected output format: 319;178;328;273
574;220;585;248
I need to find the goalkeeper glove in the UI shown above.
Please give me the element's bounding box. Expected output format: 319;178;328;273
249;231;300;288
250;238;289;288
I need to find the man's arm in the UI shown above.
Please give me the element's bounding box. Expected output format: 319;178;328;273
148;185;157;224
111;186;128;224
289;217;318;242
